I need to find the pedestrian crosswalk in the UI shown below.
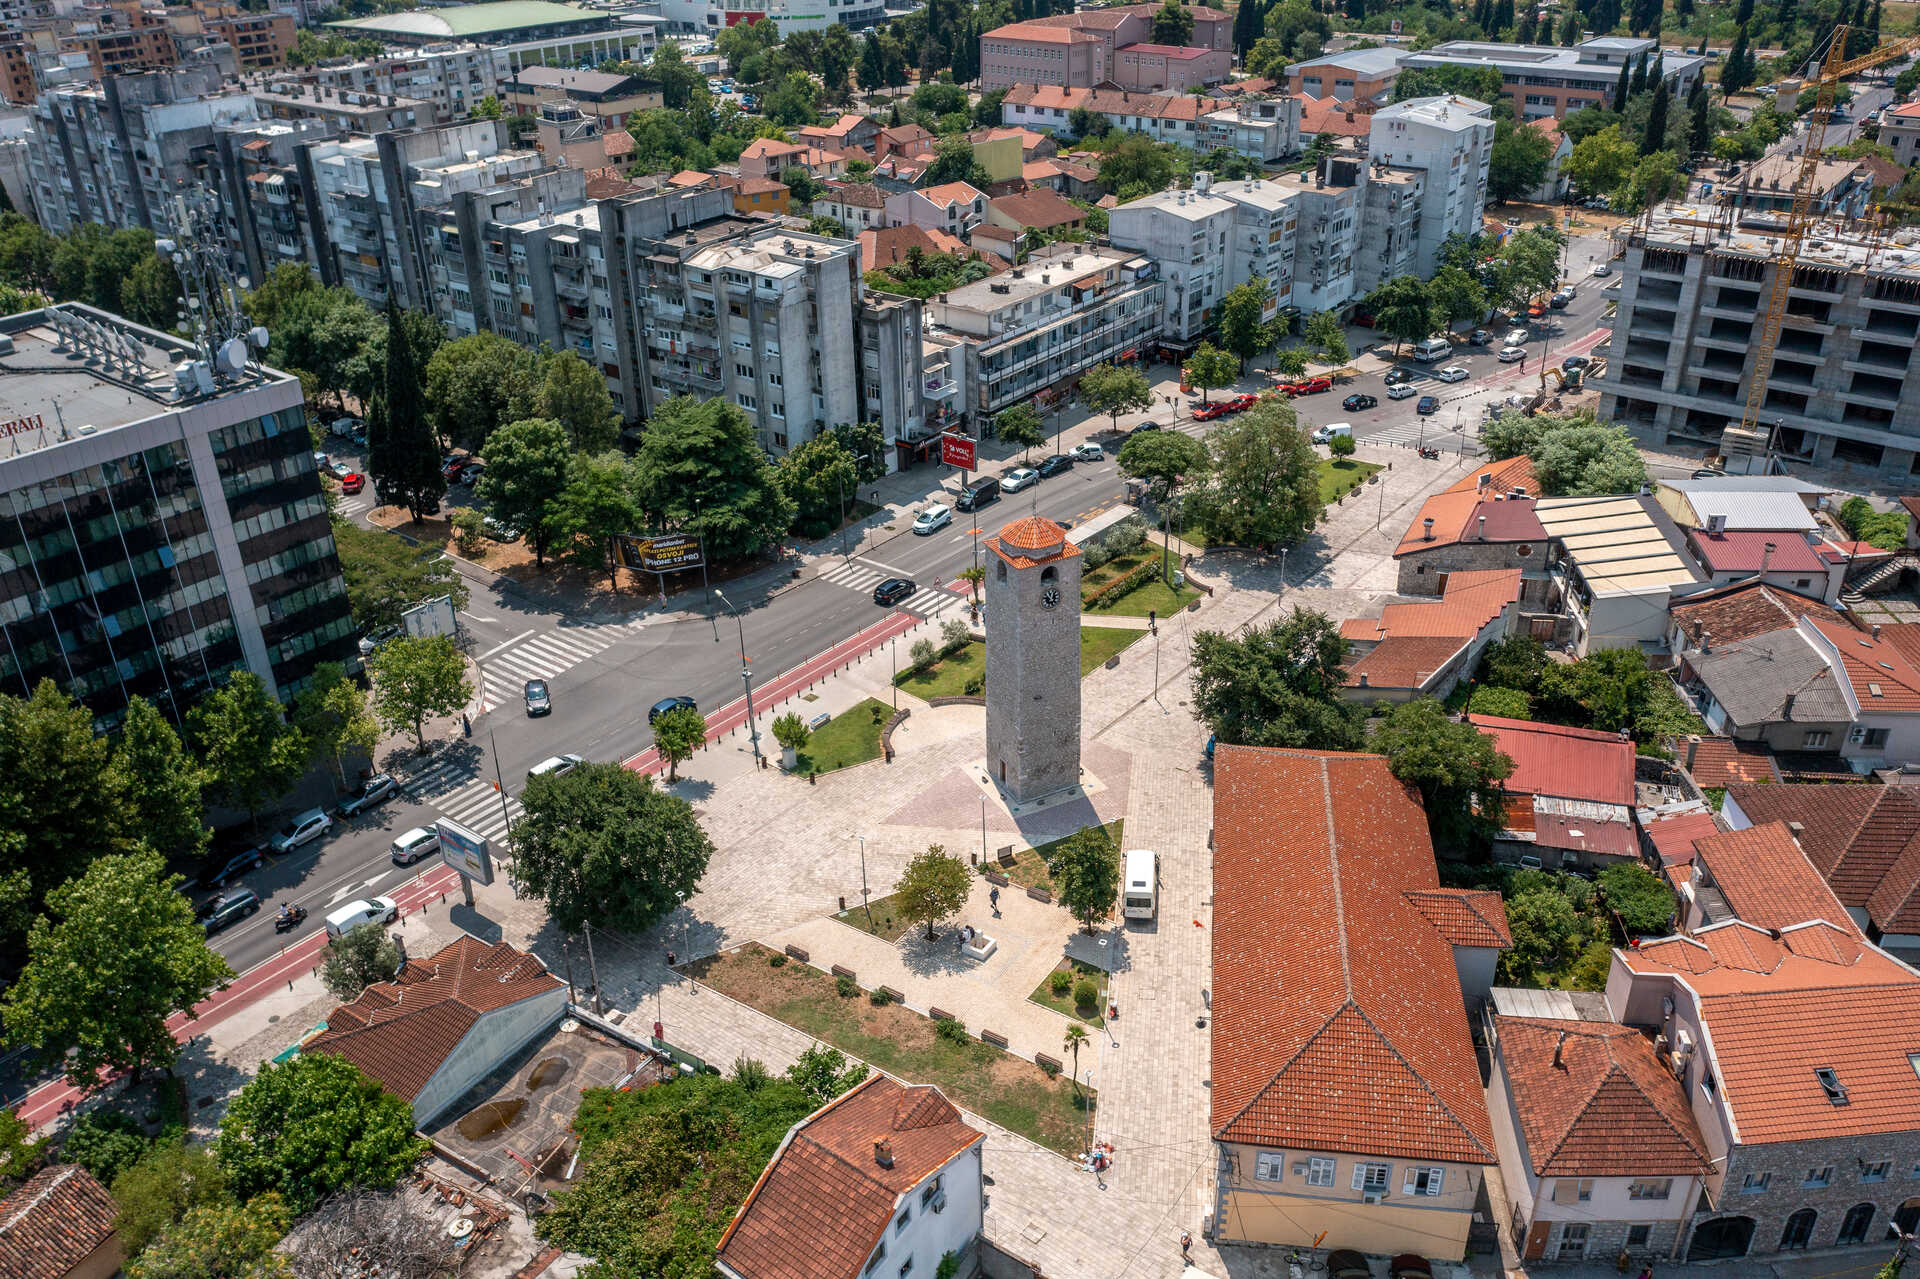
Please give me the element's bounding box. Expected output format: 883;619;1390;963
335;490;375;519
818;559;894;594
476;624;627;711
1364;417;1471;448
817;559;971;622
402;756;523;848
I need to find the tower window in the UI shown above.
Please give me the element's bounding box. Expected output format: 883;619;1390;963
997;562;1007;581
1041;566;1057;582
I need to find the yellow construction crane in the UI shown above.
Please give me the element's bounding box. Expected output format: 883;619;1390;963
1726;26;1920;463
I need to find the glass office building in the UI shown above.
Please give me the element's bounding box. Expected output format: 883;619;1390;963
0;303;354;728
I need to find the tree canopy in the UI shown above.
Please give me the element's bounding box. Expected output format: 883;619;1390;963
1186;397;1321;549
1373;699;1513;849
214;1053;425;1213
1190;608;1365;751
630;397;794;562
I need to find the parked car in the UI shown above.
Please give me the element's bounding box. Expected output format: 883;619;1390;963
1036;453;1074;478
1505;328;1529;347
482;515;521;542
913;503;953;534
1416;395;1440;415
525;678;551;716
1561;354;1592;371
873;577;916;606
1126;421;1161;437
339;472;365;494
1434;365;1470;383
338;773;398;817
312;451;329;471
1069;441;1104;461
1000;467;1039;493
1342;393;1377;411
1498;346;1527;363
1692;467;1727;479
328;460;352;480
190;845;265;889
202;889;260;935
1387;382;1418;400
1192;400;1232;421
440;457;469;482
527;753;584;780
270;807;334;853
328;416;363;439
357;624;400;658
1549;290;1573;308
1282;377;1331;396
390;827;440;866
1311;422;1353;445
457;462;485;485
1469;328;1490;345
647;695;696;725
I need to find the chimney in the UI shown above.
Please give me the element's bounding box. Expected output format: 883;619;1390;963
1552;1031;1568;1069
1423;517;1435;541
1685;734;1700;770
874;1138;894;1168
1358;672;1369;686
1788;820;1806;836
1761;541;1775;574
1478;514;1487;540
1699;628;1711;653
1873;623;1883;641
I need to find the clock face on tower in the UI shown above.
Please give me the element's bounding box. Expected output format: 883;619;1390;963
1041;587;1061;610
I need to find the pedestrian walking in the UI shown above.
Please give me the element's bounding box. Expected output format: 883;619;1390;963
989;886;1001;914
461;712;471;737
1180;1231;1192;1260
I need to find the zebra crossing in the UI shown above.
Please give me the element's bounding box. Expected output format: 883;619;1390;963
402;756;523;847
476;624;627;711
816;559;971;621
334;489;375;519
1364;417;1473;449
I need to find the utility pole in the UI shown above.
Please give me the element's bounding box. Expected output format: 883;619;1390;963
852;832;872;924
583;922;603;1014
716;590;763;764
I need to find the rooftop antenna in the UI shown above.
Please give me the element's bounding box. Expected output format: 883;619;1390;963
156;187;257;375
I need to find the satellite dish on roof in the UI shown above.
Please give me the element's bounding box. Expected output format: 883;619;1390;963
215;336;249;377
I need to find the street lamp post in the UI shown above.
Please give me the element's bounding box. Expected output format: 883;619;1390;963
714;590;763;764
850;832;871;923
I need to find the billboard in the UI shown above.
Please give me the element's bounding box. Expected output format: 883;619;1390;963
615;533;706;573
941;433;977;469
436;816;495;886
402;594;458;640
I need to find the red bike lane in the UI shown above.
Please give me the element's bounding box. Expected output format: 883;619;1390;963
14;864;461;1129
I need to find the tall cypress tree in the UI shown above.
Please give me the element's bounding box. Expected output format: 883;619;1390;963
1517;7;1538;43
1494;0;1515;34
1233;0;1265;56
367;300;447;522
1630;51;1648;94
1559;7;1580;44
1614;58;1632;109
1687;76;1711;153
1641;77;1671;154
1722;23;1751;97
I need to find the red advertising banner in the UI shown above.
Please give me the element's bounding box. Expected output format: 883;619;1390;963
940;433;976;469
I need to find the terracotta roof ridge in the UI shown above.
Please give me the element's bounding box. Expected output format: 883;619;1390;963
0;1165;78;1238
1344;999;1497;1162
1595;1053;1711;1162
1214;1002;1355;1138
1320;755;1355;999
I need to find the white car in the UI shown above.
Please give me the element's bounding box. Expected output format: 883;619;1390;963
1497;346;1527;363
1435;365;1470;383
270;807;333;853
912;504;952;535
1069;441;1104;462
1593;262;1612;277
1505;329;1529;347
391;827;440;866
1001;467;1039;492
528;753;584;780
1386;383;1418;400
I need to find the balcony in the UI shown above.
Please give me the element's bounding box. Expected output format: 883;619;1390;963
922;376;959;400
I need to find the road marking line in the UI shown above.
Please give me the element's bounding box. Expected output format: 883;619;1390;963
459;611;496;624
479;629;537;659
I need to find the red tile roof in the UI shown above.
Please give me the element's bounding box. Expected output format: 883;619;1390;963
1468;715;1635;807
1445;454;1540;497
1119;41;1212;56
1404;888;1512;948
1495;1018;1711;1177
1723;783;1920;933
987;187;1085;229
917;181;986;209
997;515;1069;551
1810;617;1920;711
1210;747;1497;1164
1645;809;1722;871
0;1165;119;1279
716;1075;982;1279
1343;568;1522;643
1299;94;1373;137
308;935;562;1103
982;21;1101;43
1532;809;1640;859
1342;635;1469;692
859;225;998;275
1396;487;1545;558
823;180;885;209
1686;529;1828;574
1676;735;1782;787
1693;821;1857;933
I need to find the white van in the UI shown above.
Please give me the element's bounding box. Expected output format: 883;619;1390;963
1311;422;1353;445
1412;337;1452;363
1122;848;1158;920
325;895;398;938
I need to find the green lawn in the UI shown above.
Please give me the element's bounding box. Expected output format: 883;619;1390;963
830;890;916;943
1079;547;1157;597
894;641;983;698
1083;547;1198;617
689;943;1093;1155
1080;626;1142;674
1318;458;1382;504
1028;959;1107;1028
986;820;1125;893
794;697;890;773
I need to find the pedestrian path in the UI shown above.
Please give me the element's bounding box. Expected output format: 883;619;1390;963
1365;416;1473;448
816;557;897;595
401;754;524;845
475;623;627;711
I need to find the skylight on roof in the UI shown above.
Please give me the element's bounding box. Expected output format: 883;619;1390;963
1814;1066;1849;1105
1870;684;1885;698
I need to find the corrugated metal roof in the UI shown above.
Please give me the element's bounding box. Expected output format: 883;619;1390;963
1677;490;1820;533
1536;495;1700;595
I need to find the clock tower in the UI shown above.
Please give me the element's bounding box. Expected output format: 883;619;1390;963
984;515;1083;804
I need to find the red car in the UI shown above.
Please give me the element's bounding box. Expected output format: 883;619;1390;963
339;472;364;494
1192;401;1233;421
1282;376;1332;396
1223;393;1261;413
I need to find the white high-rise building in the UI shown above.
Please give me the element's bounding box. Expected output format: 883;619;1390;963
1368;95;1494;278
1107;177;1235;352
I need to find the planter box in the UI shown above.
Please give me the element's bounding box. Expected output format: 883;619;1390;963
830;964;856;980
962;933;997;961
784;944;809;963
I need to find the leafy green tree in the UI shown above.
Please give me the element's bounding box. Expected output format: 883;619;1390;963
1490;117;1554;202
1468;685;1532;719
1533;421;1648;495
259;283;376;408
1152;0;1195;44
423;333;538;453
630;397;795;562
818;23;858;99
858;30;885;92
1499;889;1588;985
1429;265;1487;328
111;1141;230;1257
1053;825;1119;935
1078;363;1154;433
319;922;403;1001
1482;408;1546;460
1720;24;1754;98
63;1110;150;1185
1096;134;1176;202
1488;224;1566;317
509;763;713;934
893;844;972;940
1598;863;1676;934
546;450;639;586
1558;7;1581;43
367;633;470;753
829;421;888;483
477;416;573;565
1327;432;1356;458
921;135;990;187
215;1053;424;1212
1614;149;1683;213
1068;104;1113;138
765;70;821;125
1392;63;1505;103
0;214;56;293
1303;311;1349;363
776;434;861;540
1263;0;1333;57
1365;275;1437;358
365;301;446;521
329;517;468;630
1118;428;1208;494
2;848;232;1087
190;674;308;831
290;663;377;790
994;403;1047;459
647;41;708;109
1216;278;1270;369
537;350;621;454
1186;397;1321;550
0;1109;47;1190
651;705;707;783
129;1194;292;1279
109;696;209;864
1190;609;1366;751
1184;341;1237;405
784;1044;868;1105
1374;699;1514;849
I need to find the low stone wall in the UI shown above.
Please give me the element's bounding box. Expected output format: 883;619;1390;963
880;708;910;760
928;695;986;707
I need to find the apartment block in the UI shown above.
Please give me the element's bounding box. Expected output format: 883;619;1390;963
206;116;342;289
1369;96;1494;278
1356;162;1425;296
1107;181;1234;351
1283;155;1363;315
1285;46;1404;106
173;2;295;71
925;243;1162;431
292;43;503;125
980;4;1230;92
1597;209;1920;479
0;302;354;724
1212;175;1298;321
253;80;430;135
499;65;661;132
1399;37;1704;121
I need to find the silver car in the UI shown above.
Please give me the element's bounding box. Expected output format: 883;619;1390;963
1001;467;1039;492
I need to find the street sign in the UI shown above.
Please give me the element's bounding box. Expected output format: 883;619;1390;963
615;533;705;573
941;433;976;469
435;816;495;886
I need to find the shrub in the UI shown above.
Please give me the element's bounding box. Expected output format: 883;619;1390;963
1598;862;1677;935
934;1017;970;1045
835;974;857;998
869;988;892;1005
910;637;937;668
1085;559;1159;609
62;1110;149;1185
936;1252;962;1279
870;702;885;725
730;1057;771;1091
768;953;788;967
963;674;984;696
1049;969;1073;996
450;507;485;554
1327;432;1357;458
940;618;970;652
1468;685;1532;719
770;712;811;751
1038;1058;1060;1077
1071;977;1099;1008
1107;515;1149;555
1081;540;1111;570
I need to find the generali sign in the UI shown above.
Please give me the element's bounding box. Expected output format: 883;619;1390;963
0;415;45;439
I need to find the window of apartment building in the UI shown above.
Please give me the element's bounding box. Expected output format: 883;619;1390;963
735;363;753;378
771;402;785;418
1858;728;1891;749
1804;1167;1834;1189
1629;1179;1672;1200
1804;730;1831;748
1627;1226;1652;1249
1304;1157;1336;1187
894;1209;910;1234
865;1244;886;1273
1741;1171;1771;1194
1253;1152;1284;1182
737;394;756;409
1551;1179;1594;1204
1351;1163;1390;1194
1403;1167;1444;1197
1863;1161;1891;1183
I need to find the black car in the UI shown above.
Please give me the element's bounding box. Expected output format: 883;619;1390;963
1126;422;1162;437
525;679;552;716
1342;393;1377;411
1036;453;1075;478
873;577;916;606
202;889;260;935
1561;354;1592;372
647;694;696;725
187;844;265;890
1416;395;1439;415
1383;368;1414;385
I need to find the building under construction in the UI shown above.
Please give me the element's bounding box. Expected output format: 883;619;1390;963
1596;198;1920;479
